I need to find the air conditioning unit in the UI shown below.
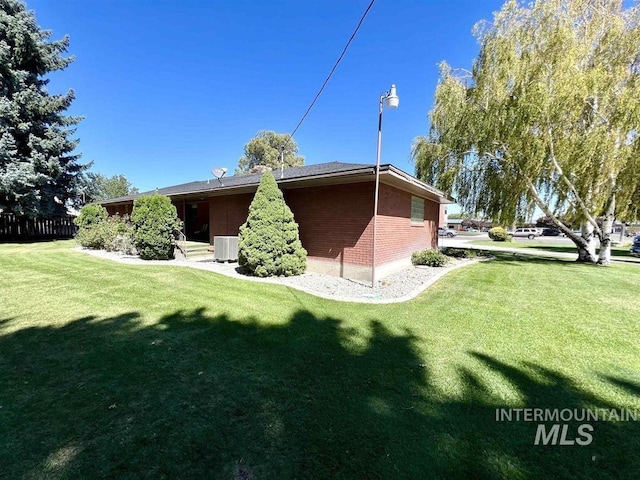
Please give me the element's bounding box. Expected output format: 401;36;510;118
213;236;239;262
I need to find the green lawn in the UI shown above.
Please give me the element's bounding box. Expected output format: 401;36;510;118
471;239;635;258
1;241;639;479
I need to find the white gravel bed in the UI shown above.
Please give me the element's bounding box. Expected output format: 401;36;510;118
75;247;481;304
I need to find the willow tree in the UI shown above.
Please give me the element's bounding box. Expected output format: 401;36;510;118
413;0;640;265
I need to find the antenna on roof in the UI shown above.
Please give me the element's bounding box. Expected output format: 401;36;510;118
280;146;285;179
212;167;228;186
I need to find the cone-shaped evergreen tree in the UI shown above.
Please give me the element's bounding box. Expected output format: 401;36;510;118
238;172;307;277
0;0;85;218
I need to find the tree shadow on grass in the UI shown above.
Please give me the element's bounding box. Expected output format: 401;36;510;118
475;245;638;266
487;251;640;269
465;353;640;478
524;245;637;262
600;375;640;397
0;312;638;479
486;251;583;267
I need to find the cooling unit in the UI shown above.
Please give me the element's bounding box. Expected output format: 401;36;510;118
213;236;239;262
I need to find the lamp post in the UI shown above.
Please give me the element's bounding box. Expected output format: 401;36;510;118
372;84;399;287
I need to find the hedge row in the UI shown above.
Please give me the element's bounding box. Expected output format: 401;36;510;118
74;194;182;260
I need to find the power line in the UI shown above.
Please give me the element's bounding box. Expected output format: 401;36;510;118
288;0;376;140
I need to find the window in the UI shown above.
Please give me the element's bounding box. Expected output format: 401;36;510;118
411;196;424;225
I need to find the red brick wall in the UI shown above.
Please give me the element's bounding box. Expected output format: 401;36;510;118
103;182;441;273
206;183;439;269
375;184;438;266
283;182;374;267
208;193;254;243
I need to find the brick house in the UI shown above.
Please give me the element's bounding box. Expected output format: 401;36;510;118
101;162;453;282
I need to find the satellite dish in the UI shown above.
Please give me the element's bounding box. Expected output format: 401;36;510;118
212;167;227;179
212;167;228;185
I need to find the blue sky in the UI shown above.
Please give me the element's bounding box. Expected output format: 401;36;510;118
28;0;505;195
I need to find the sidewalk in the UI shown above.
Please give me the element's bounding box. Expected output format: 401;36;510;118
441;236;640;264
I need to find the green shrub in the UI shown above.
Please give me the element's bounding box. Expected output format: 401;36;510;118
74;205;109;248
441;247;477;259
131;195;182;260
411;249;449;267
488;227;512;242
75;225;105;249
74;208;136;253
239;172;307;277
102;215;136;255
75;204;108;229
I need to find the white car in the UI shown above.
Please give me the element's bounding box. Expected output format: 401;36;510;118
438;227;458;238
511;227;540;239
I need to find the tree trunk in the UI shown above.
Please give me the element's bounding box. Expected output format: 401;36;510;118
597;194;616;266
598;236;612;265
563;222;597;263
576;245;597;262
520;171;600;264
577;222;597;263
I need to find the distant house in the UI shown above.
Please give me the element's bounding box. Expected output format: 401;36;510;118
446;218;465;231
100;162;453;282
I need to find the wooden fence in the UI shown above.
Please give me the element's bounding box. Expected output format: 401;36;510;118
0;213;77;241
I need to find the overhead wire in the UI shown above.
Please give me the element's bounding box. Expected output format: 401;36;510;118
288;0;376;141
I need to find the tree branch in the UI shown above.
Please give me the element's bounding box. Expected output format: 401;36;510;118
546;128;601;233
492;144;582;241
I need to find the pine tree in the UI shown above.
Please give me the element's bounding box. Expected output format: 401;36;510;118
238;172;307;277
0;0;85;219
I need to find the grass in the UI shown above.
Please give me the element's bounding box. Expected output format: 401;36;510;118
471;239;634;258
1;240;639;479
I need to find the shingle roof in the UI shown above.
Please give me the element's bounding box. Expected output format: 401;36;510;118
98;161;454;205
100;162;375;204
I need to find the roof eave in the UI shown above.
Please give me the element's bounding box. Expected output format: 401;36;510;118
380;165;455;204
96;163;455;205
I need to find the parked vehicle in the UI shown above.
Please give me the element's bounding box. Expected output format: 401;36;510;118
511;227;540;239
541;228;561;236
630;235;640;257
438;227;458;238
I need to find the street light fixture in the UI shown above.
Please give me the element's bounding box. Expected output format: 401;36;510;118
372;84;399;287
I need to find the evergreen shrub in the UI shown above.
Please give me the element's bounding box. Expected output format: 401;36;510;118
238;172;307;277
131;195;182;260
74;205;109;248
